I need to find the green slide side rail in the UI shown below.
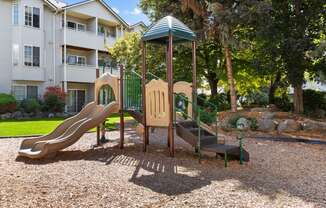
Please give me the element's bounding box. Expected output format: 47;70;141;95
123;70;142;111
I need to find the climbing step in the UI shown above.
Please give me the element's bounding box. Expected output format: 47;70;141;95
176;120;250;162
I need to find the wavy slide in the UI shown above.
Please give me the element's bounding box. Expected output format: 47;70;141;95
18;101;119;159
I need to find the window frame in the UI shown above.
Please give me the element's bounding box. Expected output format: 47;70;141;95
24;6;40;29
67;54;87;66
12;85;39;101
67;20;87;32
24;45;40;67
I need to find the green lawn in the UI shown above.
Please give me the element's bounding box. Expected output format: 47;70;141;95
0;113;132;137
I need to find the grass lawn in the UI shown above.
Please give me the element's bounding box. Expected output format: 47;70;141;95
0;113;132;137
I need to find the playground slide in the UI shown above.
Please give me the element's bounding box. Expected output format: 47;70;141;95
18;101;119;159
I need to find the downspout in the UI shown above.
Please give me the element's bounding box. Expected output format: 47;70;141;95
63;9;67;93
63;9;68;112
53;10;58;86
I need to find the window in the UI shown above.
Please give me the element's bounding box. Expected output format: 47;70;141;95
12;86;25;101
25;6;40;28
67;55;86;66
67;55;77;65
98;25;105;36
24;6;32;26
12;1;19;25
77;56;86;65
77;23;86;31
24;46;40;67
67;21;86;31
67;21;76;30
27;86;38;99
24;46;32;66
12;85;38;100
107;27;116;37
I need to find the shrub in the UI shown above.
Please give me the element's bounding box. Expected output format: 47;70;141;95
43;87;66;113
197;93;207;107
20;99;41;113
274;94;292;112
209;94;230;111
303;89;326;114
240;91;269;107
0;93;17;114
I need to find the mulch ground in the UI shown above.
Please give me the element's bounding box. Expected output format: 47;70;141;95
0;128;325;208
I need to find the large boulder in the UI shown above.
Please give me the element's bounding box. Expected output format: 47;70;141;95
302;119;326;132
257;118;276;132
277;119;301;133
0;113;12;120
236;117;251;130
11;111;22;119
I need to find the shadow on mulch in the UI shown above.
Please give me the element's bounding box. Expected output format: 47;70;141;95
14;140;323;206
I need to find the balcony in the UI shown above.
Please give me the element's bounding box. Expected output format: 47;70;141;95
65;64;97;83
12;67;45;82
64;28;106;50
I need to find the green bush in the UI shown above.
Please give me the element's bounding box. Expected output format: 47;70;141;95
0;93;17;114
303;89;326;114
20;99;41;113
274;95;292;112
240;91;269;107
209;94;230;111
43;94;65;113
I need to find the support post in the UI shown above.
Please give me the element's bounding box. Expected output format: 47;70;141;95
141;41;149;152
96;68;100;145
192;41;197;119
167;35;174;157
119;64;124;149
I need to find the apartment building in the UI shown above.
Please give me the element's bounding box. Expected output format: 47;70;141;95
0;0;143;112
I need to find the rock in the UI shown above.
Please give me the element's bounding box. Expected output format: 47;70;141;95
250;107;270;112
277;119;301;133
261;112;275;119
55;112;64;117
236;117;250;130
302;119;326;132
48;113;55;118
312;109;326;118
267;104;278;112
11;111;22;119
35;112;44;118
257;119;276;132
1;113;12;120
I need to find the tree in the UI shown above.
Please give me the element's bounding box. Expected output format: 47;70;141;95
260;0;325;113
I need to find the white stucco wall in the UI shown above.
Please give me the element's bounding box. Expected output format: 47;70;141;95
0;0;13;94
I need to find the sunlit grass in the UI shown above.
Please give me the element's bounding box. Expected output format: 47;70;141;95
0;113;132;137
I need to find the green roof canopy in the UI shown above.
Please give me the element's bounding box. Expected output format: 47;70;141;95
142;16;196;44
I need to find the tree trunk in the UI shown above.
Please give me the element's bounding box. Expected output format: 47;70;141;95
224;46;237;112
268;72;281;104
293;84;304;114
207;77;218;97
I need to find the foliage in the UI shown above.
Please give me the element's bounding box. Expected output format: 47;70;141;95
208;94;230;112
303;90;326;114
43;87;66;113
20;99;41;114
0;93;17;114
239;91;269;107
274;95;293;112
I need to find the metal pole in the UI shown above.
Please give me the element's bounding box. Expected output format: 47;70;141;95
192;41;197;119
167;35;174;157
141;41;149;152
119;64;124;149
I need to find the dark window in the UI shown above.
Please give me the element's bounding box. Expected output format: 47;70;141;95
67;21;76;30
27;86;38;99
32;47;40;67
32;7;40;28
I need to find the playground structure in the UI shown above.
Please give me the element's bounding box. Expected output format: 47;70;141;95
18;16;249;166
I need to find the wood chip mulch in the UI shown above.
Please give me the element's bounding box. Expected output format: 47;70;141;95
0;128;325;208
